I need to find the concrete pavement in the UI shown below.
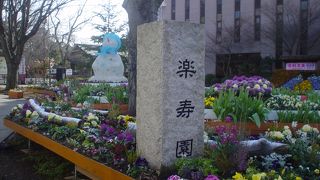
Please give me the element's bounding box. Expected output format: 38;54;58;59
0;94;25;142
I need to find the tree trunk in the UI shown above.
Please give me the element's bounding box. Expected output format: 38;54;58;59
123;0;162;116
5;61;19;90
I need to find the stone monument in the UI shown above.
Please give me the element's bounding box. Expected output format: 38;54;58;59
136;21;205;173
89;33;127;82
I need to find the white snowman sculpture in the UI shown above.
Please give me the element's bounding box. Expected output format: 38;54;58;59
89;33;127;82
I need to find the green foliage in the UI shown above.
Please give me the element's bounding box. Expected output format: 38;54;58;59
175;157;218;178
278;109;320;123
106;85;128;104
205;87;218;98
213;89;268;127
108;104;121;120
25;151;73;179
73;84;128;104
73;85;91;103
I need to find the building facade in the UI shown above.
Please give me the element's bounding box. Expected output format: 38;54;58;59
158;0;320;76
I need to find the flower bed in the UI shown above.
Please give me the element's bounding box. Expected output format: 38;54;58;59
8;89;23;99
3;119;132;180
205;120;319;135
6;100;155;179
25;87;56;97
212;76;272;97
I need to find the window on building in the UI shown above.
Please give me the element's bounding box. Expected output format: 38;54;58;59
200;0;205;24
216;0;222;43
300;0;309;54
235;0;240;11
234;0;241;42
276;0;284;58
234;19;241;42
255;0;261;9
171;0;176;20
216;30;222;43
254;0;261;41
217;0;222;14
185;0;190;21
254;17;261;41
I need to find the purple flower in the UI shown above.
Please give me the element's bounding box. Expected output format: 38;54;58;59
205;175;220;180
125;132;134;143
100;123;108;132
107;127;115;135
225;116;233;123
23;102;32;111
135;157;148;167
117;132;125;141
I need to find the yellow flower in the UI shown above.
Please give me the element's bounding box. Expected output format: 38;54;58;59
295;177;302;180
315;169;320;174
302;124;313;132
252;173;266;180
294;80;312;91
232;172;247;180
118;115;135;125
204;96;215;108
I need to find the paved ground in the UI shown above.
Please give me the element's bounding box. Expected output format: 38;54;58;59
0;94;25;142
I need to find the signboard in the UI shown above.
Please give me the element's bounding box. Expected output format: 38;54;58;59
0;57;7;74
50;69;57;74
286;62;316;71
66;69;73;76
18;57;26;75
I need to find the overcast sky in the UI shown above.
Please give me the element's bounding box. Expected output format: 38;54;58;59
58;0;128;44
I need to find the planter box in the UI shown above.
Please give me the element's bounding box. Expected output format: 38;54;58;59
3;119;132;180
8;90;23;99
93;103;129;115
26;88;56;97
205;120;320;135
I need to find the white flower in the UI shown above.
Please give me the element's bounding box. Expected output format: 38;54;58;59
17;104;23;109
232;84;238;88
26;110;32;118
254;84;260;89
30;111;39;119
214;87;218;91
11;107;18;112
48;113;55;121
55;116;62;123
313;128;319;134
263;84;268;89
91;121;98;127
302;124;313;132
204;132;209;142
291;121;298;128
88;113;98;121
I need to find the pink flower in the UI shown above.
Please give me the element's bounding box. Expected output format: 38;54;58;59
168;175;181;180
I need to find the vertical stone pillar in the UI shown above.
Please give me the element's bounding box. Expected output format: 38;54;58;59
137;21;205;171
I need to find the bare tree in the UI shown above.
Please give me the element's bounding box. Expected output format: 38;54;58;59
24;23;57;83
206;18;254;77
91;0;127;44
50;0;90;67
123;0;163;116
0;0;72;90
262;1;320;56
